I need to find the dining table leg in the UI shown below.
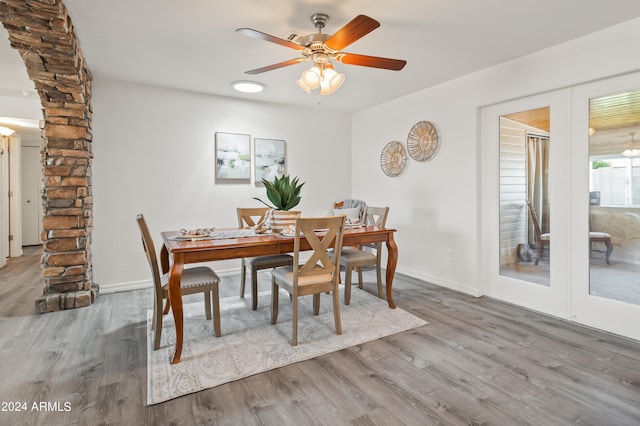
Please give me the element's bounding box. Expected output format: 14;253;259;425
168;253;185;364
385;233;398;309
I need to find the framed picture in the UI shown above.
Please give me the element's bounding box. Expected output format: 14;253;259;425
215;132;251;183
254;138;286;184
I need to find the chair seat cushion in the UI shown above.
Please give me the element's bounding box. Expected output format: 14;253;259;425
161;266;219;291
589;232;611;238
340;249;376;264
272;265;333;286
244;254;293;268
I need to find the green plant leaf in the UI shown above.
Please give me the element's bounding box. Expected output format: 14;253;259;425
255;174;304;210
252;197;275;209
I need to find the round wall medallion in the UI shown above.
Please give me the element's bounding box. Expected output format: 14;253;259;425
380;141;407;177
407;120;440;161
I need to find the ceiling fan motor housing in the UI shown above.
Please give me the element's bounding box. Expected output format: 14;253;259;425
311;13;329;30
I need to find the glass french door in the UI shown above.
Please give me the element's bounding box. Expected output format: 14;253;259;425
482;89;570;319
483;72;640;341
570;72;640;341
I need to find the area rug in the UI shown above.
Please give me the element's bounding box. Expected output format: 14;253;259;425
146;286;427;405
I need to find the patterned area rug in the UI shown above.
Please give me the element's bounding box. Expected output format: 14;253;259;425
147;286;427;405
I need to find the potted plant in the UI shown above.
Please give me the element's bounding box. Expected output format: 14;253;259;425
253;174;304;232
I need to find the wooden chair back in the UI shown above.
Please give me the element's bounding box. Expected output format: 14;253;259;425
526;201;543;245
293;216;346;288
136;214;163;304
237;207;269;228
363;206;389;251
365;206;389;228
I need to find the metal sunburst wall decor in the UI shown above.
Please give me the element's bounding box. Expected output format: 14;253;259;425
407;120;440;161
380;141;407;177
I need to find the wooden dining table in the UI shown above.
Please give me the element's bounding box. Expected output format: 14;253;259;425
160;225;398;364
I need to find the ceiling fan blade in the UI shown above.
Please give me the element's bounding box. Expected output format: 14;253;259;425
336;53;407;71
236;28;305;51
324;15;380;51
245;58;307;75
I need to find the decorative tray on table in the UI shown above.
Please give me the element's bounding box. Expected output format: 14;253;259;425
173;228;215;240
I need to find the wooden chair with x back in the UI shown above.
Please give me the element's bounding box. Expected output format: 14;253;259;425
271;215;346;346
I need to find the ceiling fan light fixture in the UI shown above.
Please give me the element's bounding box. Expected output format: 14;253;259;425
621;132;640;157
296;78;311;94
319;80;333;95
319;74;345;95
298;60;345;95
328;71;345;91
300;67;321;89
231;80;265;93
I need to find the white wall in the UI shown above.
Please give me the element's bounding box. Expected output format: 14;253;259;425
0;95;40;267
0;96;41;120
351;17;640;297
91;80;352;291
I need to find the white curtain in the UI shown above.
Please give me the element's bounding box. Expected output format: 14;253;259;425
527;134;550;244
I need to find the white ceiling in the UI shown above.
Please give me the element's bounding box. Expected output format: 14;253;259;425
2;0;640;119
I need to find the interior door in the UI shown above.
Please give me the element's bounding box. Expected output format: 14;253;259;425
482;89;570;318
0;137;6;266
570;72;640;341
21;145;41;246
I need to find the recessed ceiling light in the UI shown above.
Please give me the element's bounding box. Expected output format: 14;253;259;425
232;81;265;93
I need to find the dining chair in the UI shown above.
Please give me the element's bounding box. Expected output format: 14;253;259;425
340;206;389;305
527;202;613;265
137;214;221;350
237;207;293;310
526;201;550;265
589;231;613;264
334;198;367;223
271;215;346;346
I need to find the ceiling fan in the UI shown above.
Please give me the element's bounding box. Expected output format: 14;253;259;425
236;14;407;95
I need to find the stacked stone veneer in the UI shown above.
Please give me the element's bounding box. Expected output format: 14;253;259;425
0;0;97;312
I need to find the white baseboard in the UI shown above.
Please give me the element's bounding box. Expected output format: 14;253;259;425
395;266;484;297
98;268;242;294
99;279;152;294
99;266;484;298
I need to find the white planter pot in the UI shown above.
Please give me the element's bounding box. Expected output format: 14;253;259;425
270;210;301;233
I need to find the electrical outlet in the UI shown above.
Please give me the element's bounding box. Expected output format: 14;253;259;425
448;249;454;262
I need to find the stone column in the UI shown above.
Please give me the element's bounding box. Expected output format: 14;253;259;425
0;0;97;312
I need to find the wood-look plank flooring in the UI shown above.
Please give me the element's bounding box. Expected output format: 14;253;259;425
1;248;639;425
0;246;44;317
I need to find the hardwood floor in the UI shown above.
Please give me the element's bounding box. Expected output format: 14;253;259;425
1;251;639;425
0;246;44;317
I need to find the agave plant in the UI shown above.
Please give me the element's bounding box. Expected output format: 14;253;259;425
253;174;305;211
